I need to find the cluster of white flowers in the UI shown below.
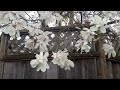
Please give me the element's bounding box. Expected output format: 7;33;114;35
102;11;117;19
52;49;74;70
75;27;95;53
75;39;91;53
89;15;108;33
0;11;27;38
30;51;49;72
25;38;34;50
38;11;63;25
34;31;52;52
25;30;52;52
102;42;116;58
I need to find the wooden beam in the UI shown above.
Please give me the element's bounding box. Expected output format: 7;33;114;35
1;53;100;62
0;34;8;79
96;40;107;79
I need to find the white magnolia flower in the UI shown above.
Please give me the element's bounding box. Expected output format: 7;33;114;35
90;15;107;26
30;51;49;72
75;39;91;53
25;38;34;50
52;50;74;70
81;28;95;42
38;11;63;25
34;31;52;51
89;15;108;34
99;26;106;33
11;19;27;30
89;26;98;32
102;11;117;19
102;43;116;58
0;12;11;24
25;26;43;36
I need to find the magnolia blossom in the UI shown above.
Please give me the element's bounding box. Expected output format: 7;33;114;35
75;39;91;53
0;11;11;24
89;15;108;33
30;51;49;72
81;28;95;42
25;38;34;50
34;31;52;52
102;43;116;58
52;50;74;70
102;11;117;19
89;15;107;26
38;11;63;25
25;26;43;36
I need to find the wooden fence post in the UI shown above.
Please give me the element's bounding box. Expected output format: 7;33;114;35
96;39;107;79
0;33;8;79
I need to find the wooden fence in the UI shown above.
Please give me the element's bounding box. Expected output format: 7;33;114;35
0;26;120;79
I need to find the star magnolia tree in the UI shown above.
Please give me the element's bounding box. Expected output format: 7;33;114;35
0;11;119;72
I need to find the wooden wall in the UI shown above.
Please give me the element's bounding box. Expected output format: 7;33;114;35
0;58;120;79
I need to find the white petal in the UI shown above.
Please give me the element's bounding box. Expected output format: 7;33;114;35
39;64;47;72
100;26;106;33
112;50;116;57
90;26;98;32
30;60;39;68
34;43;40;49
108;52;112;58
52;59;58;64
36;64;42;71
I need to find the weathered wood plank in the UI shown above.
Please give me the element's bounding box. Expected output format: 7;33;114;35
12;61;25;79
96;40;107;79
58;67;66;79
107;61;113;79
71;59;82;79
35;71;47;79
0;61;4;79
3;62;14;79
112;62;119;79
81;59;89;79
46;61;58;79
88;58;97;79
24;61;37;79
2;53;99;61
3;61;25;79
0;34;8;79
116;63;120;79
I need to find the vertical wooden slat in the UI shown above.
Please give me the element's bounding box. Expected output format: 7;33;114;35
3;62;14;79
0;34;8;79
81;59;89;79
71;59;83;79
35;71;47;79
24;61;37;79
65;70;71;79
12;61;25;79
46;61;58;79
116;63;120;79
81;59;86;79
71;60;79;79
107;60;113;79
96;40;107;79
88;58;97;79
58;67;66;79
112;62;119;79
